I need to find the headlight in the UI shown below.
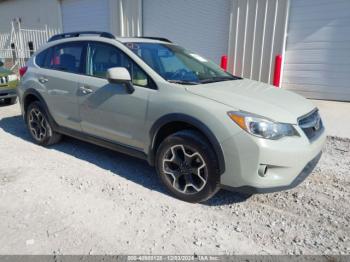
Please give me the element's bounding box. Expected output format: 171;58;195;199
228;111;299;140
8;74;18;82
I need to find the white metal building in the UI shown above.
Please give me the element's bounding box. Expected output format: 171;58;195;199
282;0;350;101
0;0;349;101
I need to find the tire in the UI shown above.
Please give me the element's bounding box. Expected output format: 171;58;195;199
156;130;220;203
26;101;62;146
4;97;17;105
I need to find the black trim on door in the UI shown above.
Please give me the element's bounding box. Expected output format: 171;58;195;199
56;126;148;161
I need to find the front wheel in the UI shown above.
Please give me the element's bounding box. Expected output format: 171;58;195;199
156;130;220;203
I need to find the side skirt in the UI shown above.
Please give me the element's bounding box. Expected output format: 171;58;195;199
56;126;148;161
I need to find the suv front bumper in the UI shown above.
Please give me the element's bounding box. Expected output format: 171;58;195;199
219;127;326;193
222;151;322;193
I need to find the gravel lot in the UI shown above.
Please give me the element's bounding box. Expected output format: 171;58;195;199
0;102;349;255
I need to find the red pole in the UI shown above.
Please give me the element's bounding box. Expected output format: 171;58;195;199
273;54;282;88
220;55;228;71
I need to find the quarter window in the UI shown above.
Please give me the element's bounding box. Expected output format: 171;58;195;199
35;49;49;67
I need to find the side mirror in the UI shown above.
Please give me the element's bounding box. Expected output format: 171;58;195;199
107;67;135;94
0;61;4;67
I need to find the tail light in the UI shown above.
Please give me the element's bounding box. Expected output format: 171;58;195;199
19;66;28;77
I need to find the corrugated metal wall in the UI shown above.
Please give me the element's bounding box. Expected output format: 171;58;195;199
282;0;350;101
61;0;110;32
60;0;142;37
227;0;289;85
109;0;142;37
0;0;62;34
142;0;231;64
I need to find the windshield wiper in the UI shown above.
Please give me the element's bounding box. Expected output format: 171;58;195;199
199;76;238;84
168;80;199;85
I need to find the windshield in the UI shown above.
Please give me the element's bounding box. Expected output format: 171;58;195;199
125;42;240;85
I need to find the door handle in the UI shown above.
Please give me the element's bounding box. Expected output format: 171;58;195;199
79;86;93;94
38;77;48;84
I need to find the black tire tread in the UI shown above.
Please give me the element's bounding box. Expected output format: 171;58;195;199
26;101;62;146
156;129;220;203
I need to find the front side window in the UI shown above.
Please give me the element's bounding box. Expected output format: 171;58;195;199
46;42;85;73
125;42;239;85
87;42;153;88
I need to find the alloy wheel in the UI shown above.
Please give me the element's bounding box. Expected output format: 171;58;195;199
28;108;48;141
162;144;208;194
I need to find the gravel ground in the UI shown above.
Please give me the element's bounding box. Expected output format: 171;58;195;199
0;102;349;255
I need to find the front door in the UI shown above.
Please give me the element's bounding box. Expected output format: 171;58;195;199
78;41;154;149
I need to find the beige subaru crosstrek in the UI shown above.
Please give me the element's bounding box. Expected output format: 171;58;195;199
17;31;326;202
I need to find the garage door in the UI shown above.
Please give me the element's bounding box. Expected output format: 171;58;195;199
143;0;231;64
61;0;110;32
282;0;350;101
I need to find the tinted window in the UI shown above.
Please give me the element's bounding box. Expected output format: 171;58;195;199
87;42;154;88
46;42;85;73
35;49;48;67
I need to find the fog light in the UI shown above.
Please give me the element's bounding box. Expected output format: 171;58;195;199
258;164;268;177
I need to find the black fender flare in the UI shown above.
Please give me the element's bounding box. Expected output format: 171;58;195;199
148;113;226;175
22;88;59;130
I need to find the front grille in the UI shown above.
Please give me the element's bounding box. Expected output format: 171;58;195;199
298;109;324;141
0;76;9;85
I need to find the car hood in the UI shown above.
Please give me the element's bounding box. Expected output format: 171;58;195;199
186;79;315;124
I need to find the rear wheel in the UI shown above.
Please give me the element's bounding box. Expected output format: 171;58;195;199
4;97;17;105
26;101;62;146
156;130;220;203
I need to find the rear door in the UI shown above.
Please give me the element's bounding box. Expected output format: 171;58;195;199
39;41;86;130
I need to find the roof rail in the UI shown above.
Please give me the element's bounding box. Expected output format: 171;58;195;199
48;31;115;42
137;36;172;43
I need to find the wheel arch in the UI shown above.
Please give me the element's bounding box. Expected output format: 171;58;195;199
22;89;58;129
148;113;225;175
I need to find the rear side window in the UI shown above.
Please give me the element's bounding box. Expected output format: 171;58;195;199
45;42;85;73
